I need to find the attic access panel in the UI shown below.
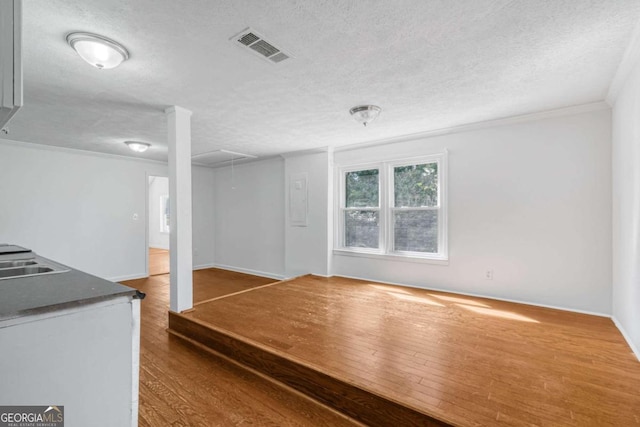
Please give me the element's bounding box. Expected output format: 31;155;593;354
191;149;257;167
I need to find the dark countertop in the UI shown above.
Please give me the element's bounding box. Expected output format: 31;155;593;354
0;253;138;322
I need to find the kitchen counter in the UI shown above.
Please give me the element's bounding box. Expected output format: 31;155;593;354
0;249;138;322
0;266;138;322
0;246;141;426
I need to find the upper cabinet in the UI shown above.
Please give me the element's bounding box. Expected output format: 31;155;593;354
0;0;22;129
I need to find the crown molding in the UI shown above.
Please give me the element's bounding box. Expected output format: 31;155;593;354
1;100;611;166
334;101;609;154
0;137;169;166
607;19;640;105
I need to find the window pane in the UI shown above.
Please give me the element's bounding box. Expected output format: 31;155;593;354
346;169;379;207
394;210;438;253
394;163;438;207
345;210;379;249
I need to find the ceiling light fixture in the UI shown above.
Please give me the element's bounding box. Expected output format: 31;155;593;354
66;32;130;69
349;105;381;127
124;141;151;153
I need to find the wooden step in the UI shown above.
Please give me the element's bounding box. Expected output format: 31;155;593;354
168;311;450;427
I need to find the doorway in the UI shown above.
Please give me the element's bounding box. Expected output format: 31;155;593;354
148;175;170;276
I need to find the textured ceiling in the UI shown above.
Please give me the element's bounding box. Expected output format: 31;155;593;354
2;0;639;162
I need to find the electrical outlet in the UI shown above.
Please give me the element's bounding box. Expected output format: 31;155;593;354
485;269;494;280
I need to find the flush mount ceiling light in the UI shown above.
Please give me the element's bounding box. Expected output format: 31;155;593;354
349;105;381;127
66;32;129;69
124;141;151;153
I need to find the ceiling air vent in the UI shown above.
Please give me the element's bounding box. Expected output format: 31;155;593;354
231;28;291;64
270;52;289;63
238;32;259;46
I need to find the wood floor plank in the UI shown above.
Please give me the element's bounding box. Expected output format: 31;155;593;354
192;268;276;303
148;247;170;276
177;275;640;426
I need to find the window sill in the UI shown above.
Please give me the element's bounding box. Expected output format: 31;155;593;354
333;249;449;265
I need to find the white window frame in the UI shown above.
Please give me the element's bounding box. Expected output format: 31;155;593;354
338;164;383;254
334;152;448;264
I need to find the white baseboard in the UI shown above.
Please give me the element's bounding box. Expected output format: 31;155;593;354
213;263;285;281
109;264;217;282
334;273;611;318
310;273;332;278
282;272;332;280
612;316;640;362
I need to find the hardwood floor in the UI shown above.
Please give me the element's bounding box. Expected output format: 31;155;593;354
148;247;169;276
123;272;358;427
192;268;275;304
172;275;640;427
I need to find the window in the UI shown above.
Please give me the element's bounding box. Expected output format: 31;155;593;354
344;169;380;249
336;153;447;261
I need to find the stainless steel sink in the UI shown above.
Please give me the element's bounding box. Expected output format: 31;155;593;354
0;266;54;279
0;260;36;268
0;251;69;281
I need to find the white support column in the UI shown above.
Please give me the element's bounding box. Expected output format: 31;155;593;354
165;105;193;313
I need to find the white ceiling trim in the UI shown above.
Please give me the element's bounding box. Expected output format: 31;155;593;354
1;101;610;166
607;18;640;105
334;101;610;153
0;137;169;166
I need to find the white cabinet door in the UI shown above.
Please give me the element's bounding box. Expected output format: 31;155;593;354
0;0;22;128
0;297;140;427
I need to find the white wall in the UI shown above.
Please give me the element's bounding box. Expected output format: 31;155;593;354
0;140;215;281
213;157;285;278
148;176;170;250
612;59;640;357
333;109;612;314
192;165;215;270
284;151;332;277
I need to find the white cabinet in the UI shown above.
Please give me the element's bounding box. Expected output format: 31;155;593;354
0;0;22;129
0;296;141;427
